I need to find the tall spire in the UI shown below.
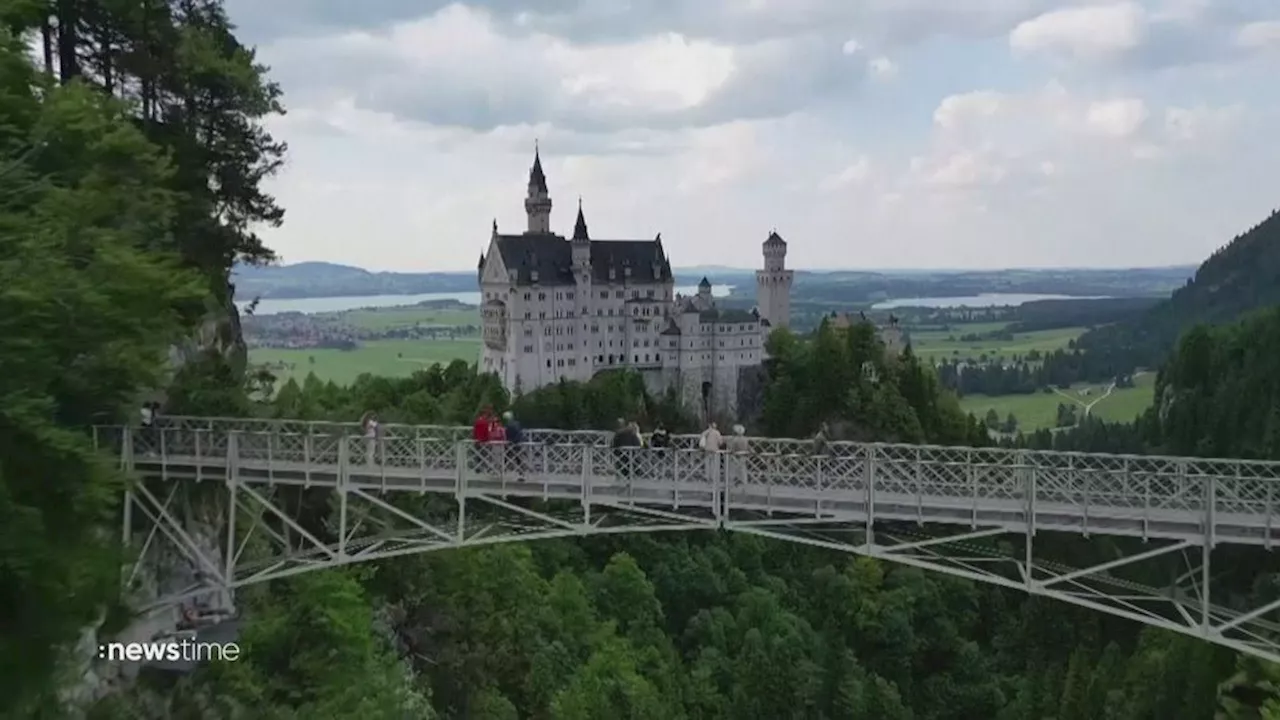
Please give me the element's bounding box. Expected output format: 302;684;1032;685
524;142;552;233
573;196;589;241
529;141;547;193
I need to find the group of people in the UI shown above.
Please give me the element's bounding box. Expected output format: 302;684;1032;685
471;405;523;445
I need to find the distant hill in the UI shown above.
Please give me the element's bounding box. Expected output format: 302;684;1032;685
231;261;755;299
233;260;1196;302
232;262;477;299
1077;209;1280;372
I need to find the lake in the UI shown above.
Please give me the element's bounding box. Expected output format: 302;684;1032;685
240;285;734;316
871;293;1111;310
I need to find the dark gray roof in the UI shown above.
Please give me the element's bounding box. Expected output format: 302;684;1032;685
764;230;786;247
698;276;711;287
529;150;547;193
573;201;589;240
699;308;758;324
660;318;681;335
492;233;672;286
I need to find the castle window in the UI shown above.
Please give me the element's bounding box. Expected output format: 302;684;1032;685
615;291;624;298
647;289;654;298
600;291;608;299
634;355;639;362
524;345;533;353
539;312;546;319
546;360;551;368
524;292;531;300
538;292;546;300
567;291;574;300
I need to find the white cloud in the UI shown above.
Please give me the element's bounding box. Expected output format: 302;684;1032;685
1236;21;1280;49
240;0;1280;273
868;56;898;79
1010;3;1147;60
1084;98;1148;138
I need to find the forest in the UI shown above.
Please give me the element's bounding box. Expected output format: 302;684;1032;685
5;0;1280;718
1071;211;1280;381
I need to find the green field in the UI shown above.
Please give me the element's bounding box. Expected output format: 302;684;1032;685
251;339;480;386
322;306;477;331
908;323;1084;362
958;372;1156;432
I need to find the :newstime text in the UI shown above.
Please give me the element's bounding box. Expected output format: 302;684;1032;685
99;640;241;662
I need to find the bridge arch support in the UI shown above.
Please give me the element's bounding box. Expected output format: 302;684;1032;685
102;421;1280;665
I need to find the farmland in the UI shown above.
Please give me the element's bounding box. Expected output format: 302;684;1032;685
906;322;1084;362
958;372;1156;433
252;339;480;386
247;301;481;385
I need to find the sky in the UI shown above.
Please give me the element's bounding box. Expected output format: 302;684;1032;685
222;0;1280;272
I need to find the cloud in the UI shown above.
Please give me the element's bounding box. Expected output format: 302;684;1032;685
262;5;877;132
1009;1;1280;70
234;0;1280;274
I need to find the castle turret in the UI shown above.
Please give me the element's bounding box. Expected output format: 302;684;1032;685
524;144;552;233
755;230;794;328
572;198;591;277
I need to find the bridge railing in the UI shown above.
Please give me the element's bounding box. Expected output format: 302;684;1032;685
94;424;1280;524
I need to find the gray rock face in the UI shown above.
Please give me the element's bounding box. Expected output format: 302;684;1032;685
168;282;248;378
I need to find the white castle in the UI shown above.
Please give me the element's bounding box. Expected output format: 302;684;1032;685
477;148;794;419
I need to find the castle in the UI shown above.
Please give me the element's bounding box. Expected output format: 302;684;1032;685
477;148;794;419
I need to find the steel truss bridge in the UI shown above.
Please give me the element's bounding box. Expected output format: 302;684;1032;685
97;416;1280;662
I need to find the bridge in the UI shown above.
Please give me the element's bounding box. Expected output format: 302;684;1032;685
98;416;1280;663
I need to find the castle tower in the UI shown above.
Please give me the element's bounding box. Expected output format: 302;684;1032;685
756;230;794;328
572;198;591;278
524;144;552;233
696;276;712;310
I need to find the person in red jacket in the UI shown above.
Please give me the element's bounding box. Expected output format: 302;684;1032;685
473;406;492;443
472;406;493;475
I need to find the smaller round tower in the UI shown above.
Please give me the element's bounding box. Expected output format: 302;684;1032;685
755;230;794;328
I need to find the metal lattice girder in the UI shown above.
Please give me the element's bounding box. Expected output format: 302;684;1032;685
95;422;1280;663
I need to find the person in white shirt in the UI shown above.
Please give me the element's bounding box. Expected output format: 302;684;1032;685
360;411;379;464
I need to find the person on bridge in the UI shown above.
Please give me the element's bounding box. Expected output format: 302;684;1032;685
503;411;526;479
472;406;494;473
811;423;829;456
699;422;723;482
611;419;641;477
726;424;750;486
360;411;379;464
699;422;722;451
649;423;670;450
474;408;493;440
489;414;507;473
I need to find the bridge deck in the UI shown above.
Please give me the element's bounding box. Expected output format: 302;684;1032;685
129;437;1280;547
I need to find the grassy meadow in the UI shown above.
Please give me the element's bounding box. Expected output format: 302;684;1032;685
958;372;1156;432
907;323;1083;362
250;303;482;386
253;339;480;386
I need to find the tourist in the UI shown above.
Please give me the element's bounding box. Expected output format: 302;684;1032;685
699;422;723;482
503;411;525;479
727;424;750;486
811;423;829;455
699;422;722;451
489;412;507;473
360;411;379;464
472;406;493;474
612;419;641;477
649;422;670;449
139;402;156;456
473;406;493;443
